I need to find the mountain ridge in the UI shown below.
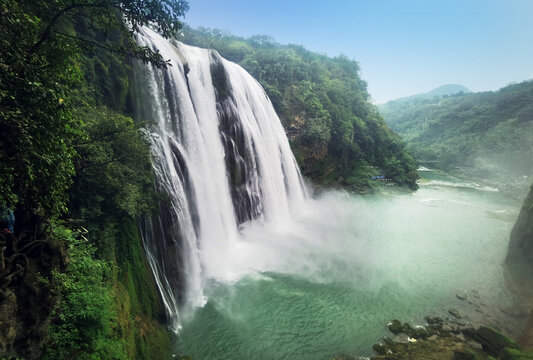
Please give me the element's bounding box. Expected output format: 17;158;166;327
386;84;471;104
379;80;533;195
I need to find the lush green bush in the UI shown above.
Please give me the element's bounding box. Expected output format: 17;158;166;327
43;225;128;360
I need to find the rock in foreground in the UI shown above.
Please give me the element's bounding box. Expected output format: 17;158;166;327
370;318;533;360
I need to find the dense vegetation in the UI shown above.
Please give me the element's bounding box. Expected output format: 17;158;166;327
0;0;188;358
379;81;533;192
180;26;418;191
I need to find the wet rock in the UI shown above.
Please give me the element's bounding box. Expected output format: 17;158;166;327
410;326;429;339
449;309;462;319
476;326;520;356
462;328;481;342
453;349;477;360
457;292;468;300
449;318;468;327
387;320;403;334
425;316;444;325
500;347;533;360
369;317;527;360
451;327;463;335
372;343;388;355
392;333;410;343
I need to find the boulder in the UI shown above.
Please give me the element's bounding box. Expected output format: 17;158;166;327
453;349;477;360
449;309;462;319
476;326;520;356
387;320;403;334
500;347;533;360
457;293;468;301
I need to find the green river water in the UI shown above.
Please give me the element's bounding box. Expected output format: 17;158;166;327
175;169;522;359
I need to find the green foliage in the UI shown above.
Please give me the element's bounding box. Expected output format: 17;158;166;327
380;81;533;187
43;225;128;360
502;347;533;359
0;0;81;215
115;218;160;317
1;0;188;358
180;26;418;190
42;221;171;360
0;0;188;218
69;106;155;222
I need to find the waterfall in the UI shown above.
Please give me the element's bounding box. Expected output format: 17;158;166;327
134;27;307;332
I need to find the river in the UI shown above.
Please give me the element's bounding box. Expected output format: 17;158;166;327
175;168;522;359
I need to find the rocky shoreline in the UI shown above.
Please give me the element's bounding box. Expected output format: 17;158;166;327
333;314;532;360
369;316;532;360
330;289;533;360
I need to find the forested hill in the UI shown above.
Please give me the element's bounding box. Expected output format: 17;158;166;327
180;26;418;191
379;81;533;193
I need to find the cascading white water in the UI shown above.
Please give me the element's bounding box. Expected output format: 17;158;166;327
134;27;307;331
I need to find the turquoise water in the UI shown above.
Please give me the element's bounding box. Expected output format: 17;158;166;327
175;169;521;359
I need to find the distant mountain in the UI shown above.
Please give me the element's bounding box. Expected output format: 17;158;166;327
379;81;533;194
391;84;471;103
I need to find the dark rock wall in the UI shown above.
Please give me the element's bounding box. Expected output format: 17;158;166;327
506;183;533;292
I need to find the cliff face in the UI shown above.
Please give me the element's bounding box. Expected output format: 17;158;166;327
506;183;533;289
506;183;533;349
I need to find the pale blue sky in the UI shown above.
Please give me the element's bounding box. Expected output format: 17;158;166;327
184;0;533;103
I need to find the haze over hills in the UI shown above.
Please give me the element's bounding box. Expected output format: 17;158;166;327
379;80;533;195
383;84;471;103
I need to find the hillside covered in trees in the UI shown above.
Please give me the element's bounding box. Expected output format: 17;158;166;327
379;81;533;193
179;26;418;191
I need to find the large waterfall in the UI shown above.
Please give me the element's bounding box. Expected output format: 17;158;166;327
135;27;307;331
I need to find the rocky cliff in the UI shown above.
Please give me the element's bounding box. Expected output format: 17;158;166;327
506;183;533;349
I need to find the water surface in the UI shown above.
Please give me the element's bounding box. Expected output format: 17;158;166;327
176;169;521;359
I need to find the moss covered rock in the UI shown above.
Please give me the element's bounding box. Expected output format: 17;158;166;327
476;326;520;356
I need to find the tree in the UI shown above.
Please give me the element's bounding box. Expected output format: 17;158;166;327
0;0;189;219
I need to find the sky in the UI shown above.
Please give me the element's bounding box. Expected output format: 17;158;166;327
183;0;533;103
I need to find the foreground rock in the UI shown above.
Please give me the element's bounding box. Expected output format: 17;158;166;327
369;318;533;360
